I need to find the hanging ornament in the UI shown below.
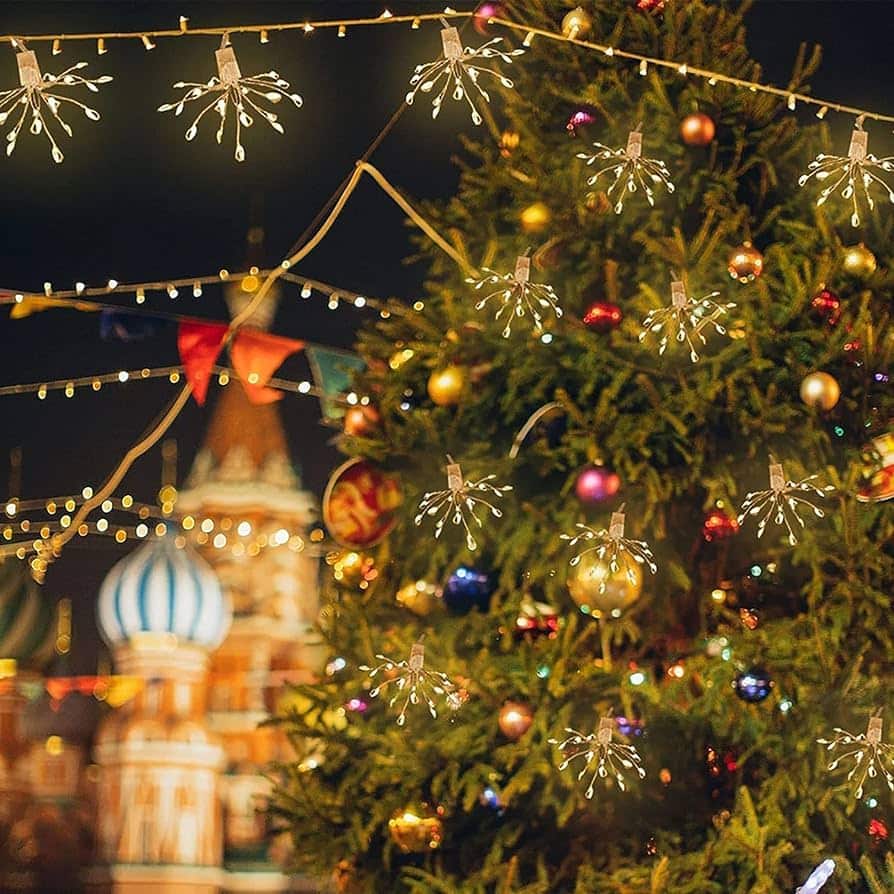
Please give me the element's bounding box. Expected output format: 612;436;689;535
395;579;441;616
566;551;643;618
561;6;593;39
360;639;466;725
796;861;836;894
405;24;524;126
799;371;841;411
727;242;764;283
857;432;894;503
498;701;534;739
732;666;773;703
868;818;889;843
574;465;621;504
562;504;657;588
701;508;739;541
566;107;597;137
798;116;894;227
810;288;841;326
322;458;403;549
473;2;506;35
582;300;623;332
0;45;111;163
577;126;675;214
639;278;736;362
520;201;551;234
443;564;495;614
388;804;444;852
512;594;560;640
158;35;303;162
427;364;466;406
636;0;666;12
737;456;833;545
842;243;877;277
498;128;519;157
468;255;563;338
680;112;715;147
414;455;512;551
343;404;381;437
549;715;646;798
818;711;894;799
479;784;506;813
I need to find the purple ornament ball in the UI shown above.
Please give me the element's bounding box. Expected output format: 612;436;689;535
574;465;621;504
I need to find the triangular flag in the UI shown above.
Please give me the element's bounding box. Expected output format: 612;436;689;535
9;296;100;319
305;346;365;423
231;328;304;404
177;321;228;405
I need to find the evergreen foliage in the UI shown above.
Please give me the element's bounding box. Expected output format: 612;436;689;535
274;2;893;890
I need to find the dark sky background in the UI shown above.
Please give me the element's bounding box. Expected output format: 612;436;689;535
0;0;890;669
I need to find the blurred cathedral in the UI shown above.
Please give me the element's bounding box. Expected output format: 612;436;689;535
0;271;323;893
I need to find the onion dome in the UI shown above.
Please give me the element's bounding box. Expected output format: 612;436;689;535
97;536;231;650
0;559;55;668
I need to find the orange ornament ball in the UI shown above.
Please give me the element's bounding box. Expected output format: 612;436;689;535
343;404;380;437
680;113;716;146
498;701;534;739
427;365;466;406
727;242;764;283
799;371;840;411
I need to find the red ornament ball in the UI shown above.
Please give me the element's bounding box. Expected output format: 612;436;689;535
811;288;841;326
343;404;381;437
869;818;889;842
702;509;739;542
566;107;597;137
680;113;716;147
582;301;623;332
574;465;621;504
473;2;505;35
636;0;666;11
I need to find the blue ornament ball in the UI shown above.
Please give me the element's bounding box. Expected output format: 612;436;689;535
443;565;495;614
733;667;773;703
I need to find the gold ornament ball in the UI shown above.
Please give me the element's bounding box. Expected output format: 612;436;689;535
680;113;716;147
800;371;840;411
727;242;764;283
396;579;440;616
520;201;551;234
388;805;444;853
498;701;534;739
427;365;466;406
567;552;643;619
842;243;877;277
561;6;592;39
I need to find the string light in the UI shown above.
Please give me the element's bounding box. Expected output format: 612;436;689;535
158;33;303;161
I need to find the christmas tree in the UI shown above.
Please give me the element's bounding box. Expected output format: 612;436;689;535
274;2;893;891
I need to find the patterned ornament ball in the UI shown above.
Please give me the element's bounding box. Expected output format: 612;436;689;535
443;565;496;614
582;301;623;332
727;242;764;283
811;288;841;326
680;113;716;147
473;2;506;35
561;6;592;38
732;667;774;703
520;201;551;234
395;579;441;616
702;509;739;542
566;107;597;137
574;465;621;504
343;404;381;437
800;371;841;411
498;701;534;739
427;365;466;406
388;805;444;853
566;552;643;619
842;243;877;278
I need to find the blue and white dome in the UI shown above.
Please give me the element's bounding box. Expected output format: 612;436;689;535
97;536;231;650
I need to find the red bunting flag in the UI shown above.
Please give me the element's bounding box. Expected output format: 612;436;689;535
177;321;228;405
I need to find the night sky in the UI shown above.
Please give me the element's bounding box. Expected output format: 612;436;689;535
0;1;890;668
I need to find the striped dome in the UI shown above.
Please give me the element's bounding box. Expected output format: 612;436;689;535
97;536;231;650
0;559;55;668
